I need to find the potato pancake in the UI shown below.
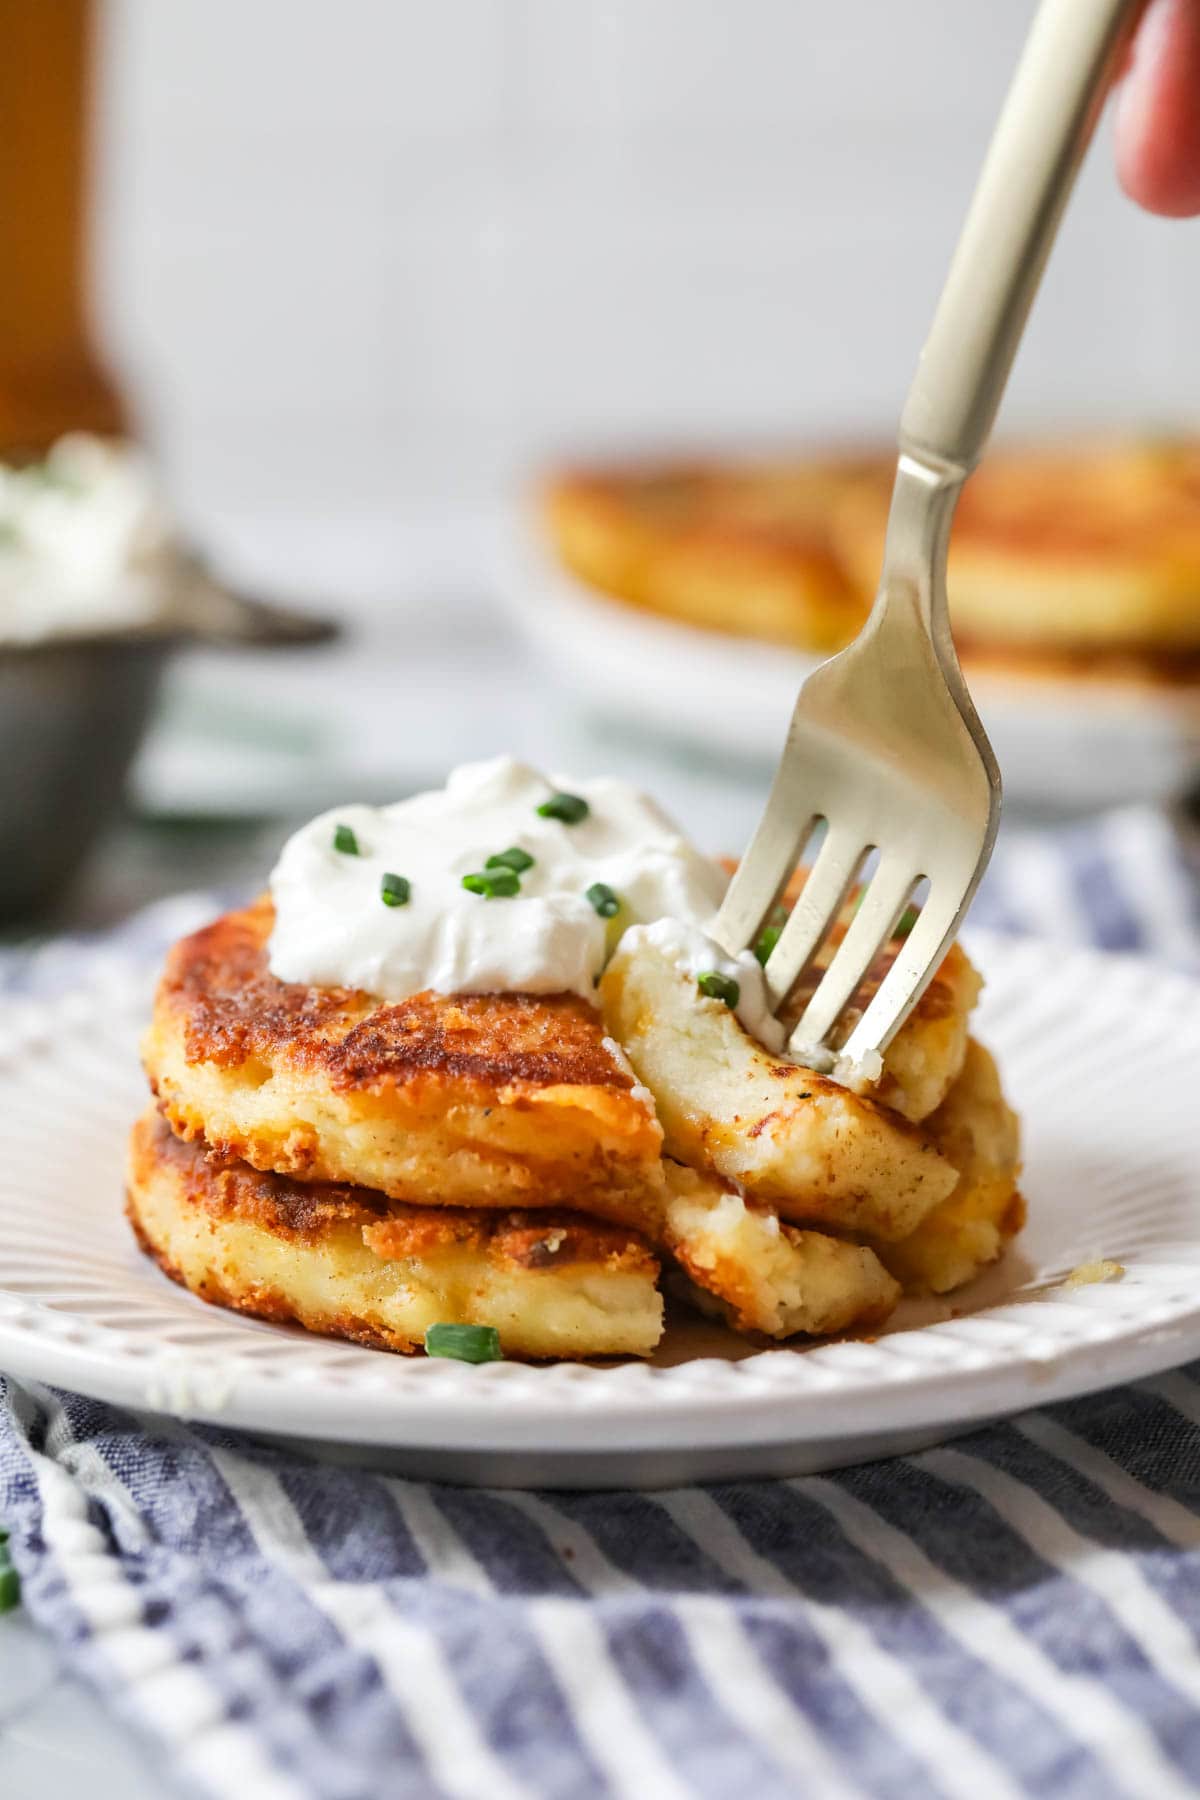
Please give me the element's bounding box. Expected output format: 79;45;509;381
879;1040;1023;1294
541;456;877;651
542;440;1200;667
831;437;1200;656
127;1109;664;1360
144;897;665;1225
600;929;961;1239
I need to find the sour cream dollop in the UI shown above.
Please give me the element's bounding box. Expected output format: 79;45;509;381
0;434;172;644
268;757;780;1050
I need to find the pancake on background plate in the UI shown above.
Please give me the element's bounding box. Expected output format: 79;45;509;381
540;439;1200;685
541;454;880;652
832;437;1200;677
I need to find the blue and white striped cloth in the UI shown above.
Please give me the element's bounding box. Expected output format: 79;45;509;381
2;804;1199;1800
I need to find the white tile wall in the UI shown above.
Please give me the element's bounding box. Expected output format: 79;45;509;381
92;0;1200;559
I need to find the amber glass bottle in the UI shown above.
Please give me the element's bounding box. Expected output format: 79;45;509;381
0;0;127;455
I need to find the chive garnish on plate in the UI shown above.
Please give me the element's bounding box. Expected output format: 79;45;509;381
537;791;589;825
485;847;535;873
332;823;360;856
424;1323;503;1364
462;869;520;898
380;872;410;907
697;971;740;1008
585;882;620;918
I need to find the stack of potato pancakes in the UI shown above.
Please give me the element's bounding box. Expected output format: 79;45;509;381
131;886;1022;1361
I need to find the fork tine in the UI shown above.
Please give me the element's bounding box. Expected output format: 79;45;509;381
759;827;866;1009
839;877;964;1061
713;798;820;956
786;861;916;1053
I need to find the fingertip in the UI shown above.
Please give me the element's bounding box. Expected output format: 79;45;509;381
1115;98;1200;215
1113;0;1200;217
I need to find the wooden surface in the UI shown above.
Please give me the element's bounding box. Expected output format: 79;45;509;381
0;0;127;453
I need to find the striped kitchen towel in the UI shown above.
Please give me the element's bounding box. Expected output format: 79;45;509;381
1;803;1199;1800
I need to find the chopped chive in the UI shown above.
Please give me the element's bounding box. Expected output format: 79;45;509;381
424;1323;503;1364
462;869;520;898
0;1561;19;1613
537;791;589;825
380;872;410;908
585;881;620;918
332;823;360;856
485;847;535;873
753;923;782;965
697;970;740;1008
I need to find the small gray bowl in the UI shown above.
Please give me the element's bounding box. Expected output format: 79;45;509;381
0;558;337;924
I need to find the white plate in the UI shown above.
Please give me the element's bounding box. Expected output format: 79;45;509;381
0;932;1198;1488
498;538;1200;812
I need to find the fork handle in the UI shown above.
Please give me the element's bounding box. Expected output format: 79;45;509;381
900;0;1138;477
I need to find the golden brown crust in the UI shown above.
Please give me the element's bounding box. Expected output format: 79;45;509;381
831;439;1200;656
540;455;880;651
130;1109;656;1276
131;1103;385;1235
877;1039;1023;1294
955;638;1200;693
144;898;665;1218
126;1199;417;1355
126;1109;664;1359
164;895;632;1092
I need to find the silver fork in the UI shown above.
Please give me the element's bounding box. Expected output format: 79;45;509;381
714;0;1138;1070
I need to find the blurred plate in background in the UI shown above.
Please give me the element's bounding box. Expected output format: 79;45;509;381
502;531;1200;815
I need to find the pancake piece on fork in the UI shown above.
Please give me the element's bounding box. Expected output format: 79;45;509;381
599;922;981;1241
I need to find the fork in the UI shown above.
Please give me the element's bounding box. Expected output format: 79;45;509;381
714;0;1138;1070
